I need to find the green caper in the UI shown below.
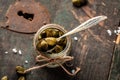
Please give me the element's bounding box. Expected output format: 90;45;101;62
72;0;88;7
1;76;8;80
40;30;46;38
52;29;59;37
16;66;25;71
45;37;57;46
36;40;48;52
16;66;25;74
17;71;25;74
57;37;67;47
59;31;64;37
53;45;63;53
45;29;54;37
18;76;25;80
38;35;42;40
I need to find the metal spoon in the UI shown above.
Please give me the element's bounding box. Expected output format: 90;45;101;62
57;16;107;41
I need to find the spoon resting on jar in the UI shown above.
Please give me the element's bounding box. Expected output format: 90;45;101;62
57;16;107;41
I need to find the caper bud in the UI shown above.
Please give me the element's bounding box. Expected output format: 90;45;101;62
40;30;46;38
59;31;64;37
1;76;8;80
16;66;25;74
36;40;48;52
45;37;57;46
45;29;54;37
72;0;88;7
16;66;25;71
53;45;63;53
17;71;25;74
52;29;59;37
18;76;25;80
38;35;42;40
57;37;67;47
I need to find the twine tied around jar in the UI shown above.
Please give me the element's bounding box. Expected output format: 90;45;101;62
24;55;80;76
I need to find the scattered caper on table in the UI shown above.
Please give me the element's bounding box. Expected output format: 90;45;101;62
16;66;26;80
72;0;88;7
16;66;25;74
18;76;25;80
1;76;8;80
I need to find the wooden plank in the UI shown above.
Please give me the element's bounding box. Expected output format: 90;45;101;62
0;0;120;80
108;35;120;80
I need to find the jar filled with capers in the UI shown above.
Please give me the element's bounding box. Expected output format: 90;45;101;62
33;24;72;59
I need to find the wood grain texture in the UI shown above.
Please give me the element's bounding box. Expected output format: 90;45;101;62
109;35;120;80
0;0;120;80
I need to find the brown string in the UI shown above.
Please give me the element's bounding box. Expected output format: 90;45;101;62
36;55;49;59
24;62;52;73
57;62;80;76
36;55;50;62
25;54;80;76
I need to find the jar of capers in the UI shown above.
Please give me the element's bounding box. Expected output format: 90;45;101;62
33;24;72;60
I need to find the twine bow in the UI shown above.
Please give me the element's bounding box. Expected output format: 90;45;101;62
24;55;80;76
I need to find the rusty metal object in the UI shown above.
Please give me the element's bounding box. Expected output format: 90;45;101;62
6;0;50;33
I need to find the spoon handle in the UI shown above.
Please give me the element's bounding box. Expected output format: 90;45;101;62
59;16;107;39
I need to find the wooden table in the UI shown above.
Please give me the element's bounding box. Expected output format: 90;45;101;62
0;0;120;80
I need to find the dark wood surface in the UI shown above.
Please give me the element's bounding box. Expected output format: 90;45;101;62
109;35;120;80
0;0;120;80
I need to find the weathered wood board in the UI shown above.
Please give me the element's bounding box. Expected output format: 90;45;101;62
0;0;120;80
109;35;120;80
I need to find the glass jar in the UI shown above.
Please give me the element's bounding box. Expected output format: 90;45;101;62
33;24;72;67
